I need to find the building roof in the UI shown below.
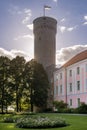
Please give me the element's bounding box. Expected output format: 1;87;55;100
62;50;87;67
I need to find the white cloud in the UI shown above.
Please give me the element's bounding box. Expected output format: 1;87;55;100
22;34;33;39
14;34;33;41
67;25;78;32
24;8;31;16
59;25;77;33
0;48;14;59
60;18;66;22
53;0;58;2
22;8;32;24
83;22;87;25
0;48;33;61
8;5;32;25
83;15;87;25
8;5;22;15
56;45;87;66
0;45;87;67
27;24;33;30
22;17;30;24
10;49;32;61
67;27;74;31
84;15;87;20
9;6;33;41
59;26;66;33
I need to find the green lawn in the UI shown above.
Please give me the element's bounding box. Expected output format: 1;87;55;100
0;113;87;130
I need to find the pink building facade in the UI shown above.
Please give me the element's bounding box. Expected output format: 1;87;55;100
54;50;87;108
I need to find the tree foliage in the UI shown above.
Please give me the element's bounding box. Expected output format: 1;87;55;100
77;102;87;114
24;59;49;111
0;56;12;113
53;101;67;112
31;60;49;108
0;56;49;113
10;56;26;112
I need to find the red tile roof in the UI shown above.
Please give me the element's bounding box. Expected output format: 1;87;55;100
62;50;87;67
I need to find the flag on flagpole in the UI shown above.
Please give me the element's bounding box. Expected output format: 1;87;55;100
44;5;51;10
43;5;51;16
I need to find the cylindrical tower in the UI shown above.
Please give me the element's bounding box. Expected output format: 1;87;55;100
33;16;57;69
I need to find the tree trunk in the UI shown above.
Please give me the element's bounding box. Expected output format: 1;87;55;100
19;100;22;112
1;86;4;114
30;87;33;112
16;86;19;112
1;100;4;114
5;101;8;113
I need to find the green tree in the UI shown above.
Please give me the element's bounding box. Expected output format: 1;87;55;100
21;61;31;111
0;56;11;113
10;56;25;112
29;59;49;111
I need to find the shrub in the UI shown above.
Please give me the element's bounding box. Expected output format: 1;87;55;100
4;117;17;123
16;116;68;128
62;108;73;113
15;112;36;115
77;102;87;114
53;101;68;113
3;112;36;123
43;108;53;113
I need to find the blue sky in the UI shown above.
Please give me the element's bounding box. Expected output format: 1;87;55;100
0;0;87;65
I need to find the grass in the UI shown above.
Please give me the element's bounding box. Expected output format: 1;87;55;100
0;113;87;130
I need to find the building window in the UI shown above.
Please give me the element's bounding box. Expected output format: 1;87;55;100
60;85;62;94
56;75;58;81
69;70;72;77
70;83;72;92
77;67;80;75
60;73;62;79
77;81;80;91
54;86;56;96
86;64;87;72
56;86;58;95
77;98;80;107
86;79;87;90
70;99;72;106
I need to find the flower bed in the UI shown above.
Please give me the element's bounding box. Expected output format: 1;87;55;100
4;117;17;123
16;116;67;128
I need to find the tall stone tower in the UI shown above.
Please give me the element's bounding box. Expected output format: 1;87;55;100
33;16;57;69
33;16;57;108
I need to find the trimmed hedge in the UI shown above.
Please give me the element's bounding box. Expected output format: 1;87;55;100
16;116;68;128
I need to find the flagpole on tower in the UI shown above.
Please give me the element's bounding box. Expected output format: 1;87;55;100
43;5;45;16
43;5;51;16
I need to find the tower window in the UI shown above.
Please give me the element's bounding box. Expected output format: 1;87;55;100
39;36;41;40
